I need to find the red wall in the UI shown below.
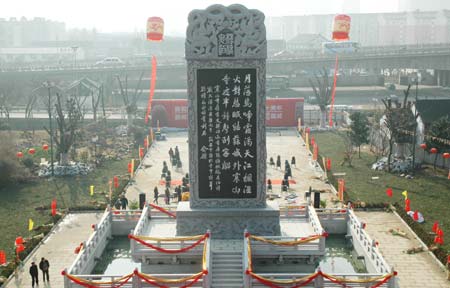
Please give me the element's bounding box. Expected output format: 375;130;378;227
151;98;304;128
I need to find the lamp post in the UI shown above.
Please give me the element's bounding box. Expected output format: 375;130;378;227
44;81;55;177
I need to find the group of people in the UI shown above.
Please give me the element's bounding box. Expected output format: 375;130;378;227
267;155;296;193
29;258;50;287
269;155;296;170
168;146;182;169
114;193;129;210
154;172;190;205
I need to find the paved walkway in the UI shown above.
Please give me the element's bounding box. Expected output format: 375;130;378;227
4;213;102;288
126;129;336;207
356;211;449;288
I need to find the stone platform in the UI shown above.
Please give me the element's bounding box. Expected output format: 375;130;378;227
176;201;281;239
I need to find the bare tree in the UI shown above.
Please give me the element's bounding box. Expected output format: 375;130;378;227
381;85;417;172
309;68;332;128
44;93;82;165
116;71;145;128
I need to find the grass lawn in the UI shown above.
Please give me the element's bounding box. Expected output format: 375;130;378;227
312;131;450;251
0;156;130;263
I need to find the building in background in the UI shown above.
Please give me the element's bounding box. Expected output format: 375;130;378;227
0;17;66;47
398;0;450;12
268;10;450;46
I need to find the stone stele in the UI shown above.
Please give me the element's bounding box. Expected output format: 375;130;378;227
177;4;280;239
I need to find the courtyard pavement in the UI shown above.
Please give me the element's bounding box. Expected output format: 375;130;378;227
356;211;449;288
125;129;335;207
3;212;103;288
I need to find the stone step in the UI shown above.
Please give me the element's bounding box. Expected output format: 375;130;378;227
212;265;242;271
213;260;242;265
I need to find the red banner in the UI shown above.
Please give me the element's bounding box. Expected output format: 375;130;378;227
150;98;304;128
329;55;339;127
145;56;157;124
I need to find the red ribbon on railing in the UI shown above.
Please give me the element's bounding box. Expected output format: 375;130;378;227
371;274;394;288
128;234;207;254
149;203;176;218
63;272;133;288
179;271;206;288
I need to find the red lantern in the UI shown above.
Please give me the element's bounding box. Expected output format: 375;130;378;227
443;153;450;159
386;188;393;198
420;143;427;150
305;127;310;133
139;147;144;158
0;250;6;265
332;14;351;41
28;148;35;155
51;199;57;216
413;210;419;221
15;244;25;254
430;148;438;154
147;17;164;41
437;229;444;238
432;221;439;233
405;199;411;212
311;136;315;146
113;176;119;188
128;163;132;173
326;158;332;171
15;236;23;246
16;152;23;158
42;144;49;151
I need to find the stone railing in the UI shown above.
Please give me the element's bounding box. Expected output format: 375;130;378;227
64;273;204;288
347;209;392;276
279;204;308;218
68;208;112;275
250;271;394;288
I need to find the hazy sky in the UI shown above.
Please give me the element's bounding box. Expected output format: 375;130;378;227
2;0;399;35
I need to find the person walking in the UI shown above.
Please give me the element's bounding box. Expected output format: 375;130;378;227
165;171;172;189
269;157;275;168
165;187;171;205
276;155;281;170
267;179;273;192
168;147;174;161
39;257;50;283
176;185;182;202
29;262;39;288
174;146;180;160
153;186;159;204
120;194;129;210
291;156;296;168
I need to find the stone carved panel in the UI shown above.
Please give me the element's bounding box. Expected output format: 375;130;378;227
186;4;266;59
187;59;266;209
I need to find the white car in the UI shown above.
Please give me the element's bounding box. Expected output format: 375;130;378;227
95;57;124;66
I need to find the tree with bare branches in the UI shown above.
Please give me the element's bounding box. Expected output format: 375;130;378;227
309;68;332;128
381;85;417;172
44;93;82;165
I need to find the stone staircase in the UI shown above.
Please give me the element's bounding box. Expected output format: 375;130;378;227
211;240;244;288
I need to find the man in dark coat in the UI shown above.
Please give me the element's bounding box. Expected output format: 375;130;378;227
176;185;182;202
165;187;171;205
120;194;128;210
276;155;281;170
153;186;159;204
39;257;50;282
30;262;39;287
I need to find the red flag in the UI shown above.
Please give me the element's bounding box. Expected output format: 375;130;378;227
145;56;157;124
128;162;132;173
405;199;411;212
386;188;393;197
113;176;119;188
432;221;439;233
328;55;339;127
437;229;444;238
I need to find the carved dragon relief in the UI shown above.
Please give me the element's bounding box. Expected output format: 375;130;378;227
186;4;267;59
